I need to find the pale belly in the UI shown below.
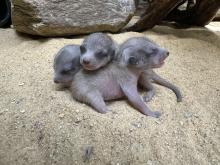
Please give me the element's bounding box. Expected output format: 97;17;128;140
98;79;124;101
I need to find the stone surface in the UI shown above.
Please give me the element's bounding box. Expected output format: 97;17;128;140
214;9;220;21
11;0;135;36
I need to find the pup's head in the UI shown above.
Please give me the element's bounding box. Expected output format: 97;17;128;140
80;33;116;70
53;45;81;86
119;37;169;70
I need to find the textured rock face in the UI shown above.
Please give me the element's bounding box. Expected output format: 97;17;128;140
11;0;135;36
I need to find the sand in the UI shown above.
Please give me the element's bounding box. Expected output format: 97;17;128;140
0;25;219;165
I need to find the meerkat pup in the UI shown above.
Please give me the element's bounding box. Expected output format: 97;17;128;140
53;45;81;87
121;37;182;102
70;37;170;118
80;32;117;70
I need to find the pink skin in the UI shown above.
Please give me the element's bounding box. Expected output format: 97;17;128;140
82;63;99;71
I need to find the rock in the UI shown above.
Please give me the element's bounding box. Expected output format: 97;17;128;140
58;113;65;118
131;121;142;128
11;0;135;36
179;121;184;126
89;123;94;128
18;82;25;86
213;9;220;21
20;109;26;113
75;117;82;124
155;120;161;124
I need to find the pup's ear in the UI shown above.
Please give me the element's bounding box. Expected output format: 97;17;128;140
63;63;72;72
109;49;115;60
110;43;118;57
128;56;139;65
119;46;135;66
80;45;86;54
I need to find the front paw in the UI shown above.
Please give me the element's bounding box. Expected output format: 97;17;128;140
97;108;109;114
148;111;161;118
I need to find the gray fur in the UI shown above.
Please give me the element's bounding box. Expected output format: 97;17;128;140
117;37;169;69
53;45;81;86
70;37;169;118
80;32;117;70
139;70;182;102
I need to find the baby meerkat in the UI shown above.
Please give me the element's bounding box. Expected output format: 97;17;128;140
70;37;169;118
121;37;182;102
80;32;117;70
53;45;81;87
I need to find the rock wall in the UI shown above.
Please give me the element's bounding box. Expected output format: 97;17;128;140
11;0;135;36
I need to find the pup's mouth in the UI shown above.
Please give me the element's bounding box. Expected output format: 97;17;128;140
152;58;166;68
54;76;73;84
54;80;72;85
82;64;97;71
158;59;165;66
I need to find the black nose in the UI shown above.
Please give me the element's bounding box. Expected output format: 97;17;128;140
166;51;169;57
83;59;90;65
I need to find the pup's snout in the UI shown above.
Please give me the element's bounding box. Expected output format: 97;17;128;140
83;59;90;65
161;50;169;60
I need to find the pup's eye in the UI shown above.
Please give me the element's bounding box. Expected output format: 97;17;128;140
61;70;69;75
62;63;73;73
80;45;86;54
95;50;107;59
151;48;158;54
111;50;115;57
128;57;138;65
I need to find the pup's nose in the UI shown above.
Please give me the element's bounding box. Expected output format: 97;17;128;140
83;59;90;65
166;51;169;57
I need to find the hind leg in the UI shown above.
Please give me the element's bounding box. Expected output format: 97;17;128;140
151;71;182;102
84;91;109;114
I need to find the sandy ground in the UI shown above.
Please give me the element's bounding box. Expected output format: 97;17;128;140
0;25;220;165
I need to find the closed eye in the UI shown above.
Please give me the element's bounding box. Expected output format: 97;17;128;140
137;49;151;57
95;50;108;59
61;70;70;75
151;48;158;54
143;48;158;57
61;67;77;75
